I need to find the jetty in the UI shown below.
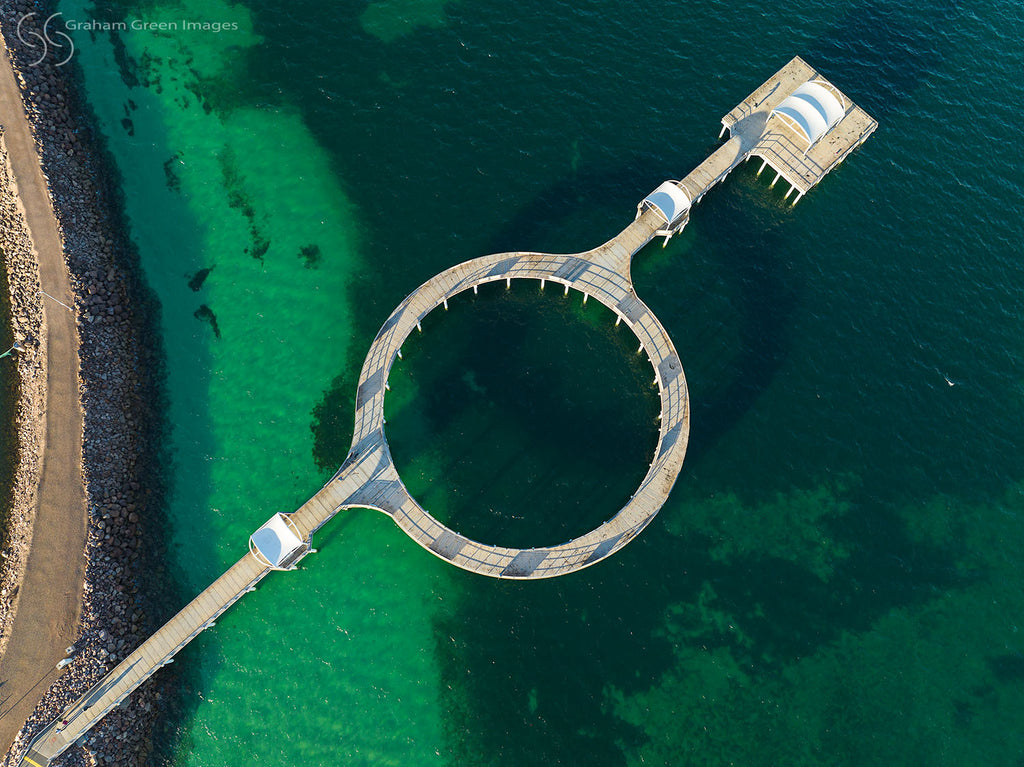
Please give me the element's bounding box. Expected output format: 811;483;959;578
16;56;875;766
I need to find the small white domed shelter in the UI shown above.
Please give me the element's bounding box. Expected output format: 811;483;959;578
769;81;846;150
250;513;306;569
637;181;691;237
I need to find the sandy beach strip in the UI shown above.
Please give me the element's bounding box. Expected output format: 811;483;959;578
0;4;182;765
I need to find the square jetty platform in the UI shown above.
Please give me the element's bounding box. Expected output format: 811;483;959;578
723;56;878;201
649;56;877;239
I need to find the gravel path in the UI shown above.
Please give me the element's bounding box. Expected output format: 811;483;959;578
0;6;181;765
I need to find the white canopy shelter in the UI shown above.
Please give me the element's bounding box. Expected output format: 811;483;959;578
640;181;691;226
249;513;305;569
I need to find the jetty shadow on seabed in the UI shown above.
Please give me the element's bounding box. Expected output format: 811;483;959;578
434;152;965;765
429;5;964;761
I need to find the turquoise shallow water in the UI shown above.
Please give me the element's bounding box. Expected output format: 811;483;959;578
54;0;1024;764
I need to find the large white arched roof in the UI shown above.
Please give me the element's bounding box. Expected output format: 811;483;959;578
770;81;846;146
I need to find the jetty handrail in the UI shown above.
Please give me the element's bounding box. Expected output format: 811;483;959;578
19;553;271;765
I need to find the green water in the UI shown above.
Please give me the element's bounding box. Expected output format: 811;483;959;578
57;0;1024;764
63;0;450;761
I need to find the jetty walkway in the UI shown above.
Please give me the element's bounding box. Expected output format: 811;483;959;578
16;56;875;766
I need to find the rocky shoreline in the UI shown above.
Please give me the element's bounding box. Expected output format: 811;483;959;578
1;3;181;765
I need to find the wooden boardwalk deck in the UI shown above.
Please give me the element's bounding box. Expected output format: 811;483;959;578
322;205;688;579
15;56;875;766
22;555;270;765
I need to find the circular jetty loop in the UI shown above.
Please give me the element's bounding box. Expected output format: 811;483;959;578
330;242;689;579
